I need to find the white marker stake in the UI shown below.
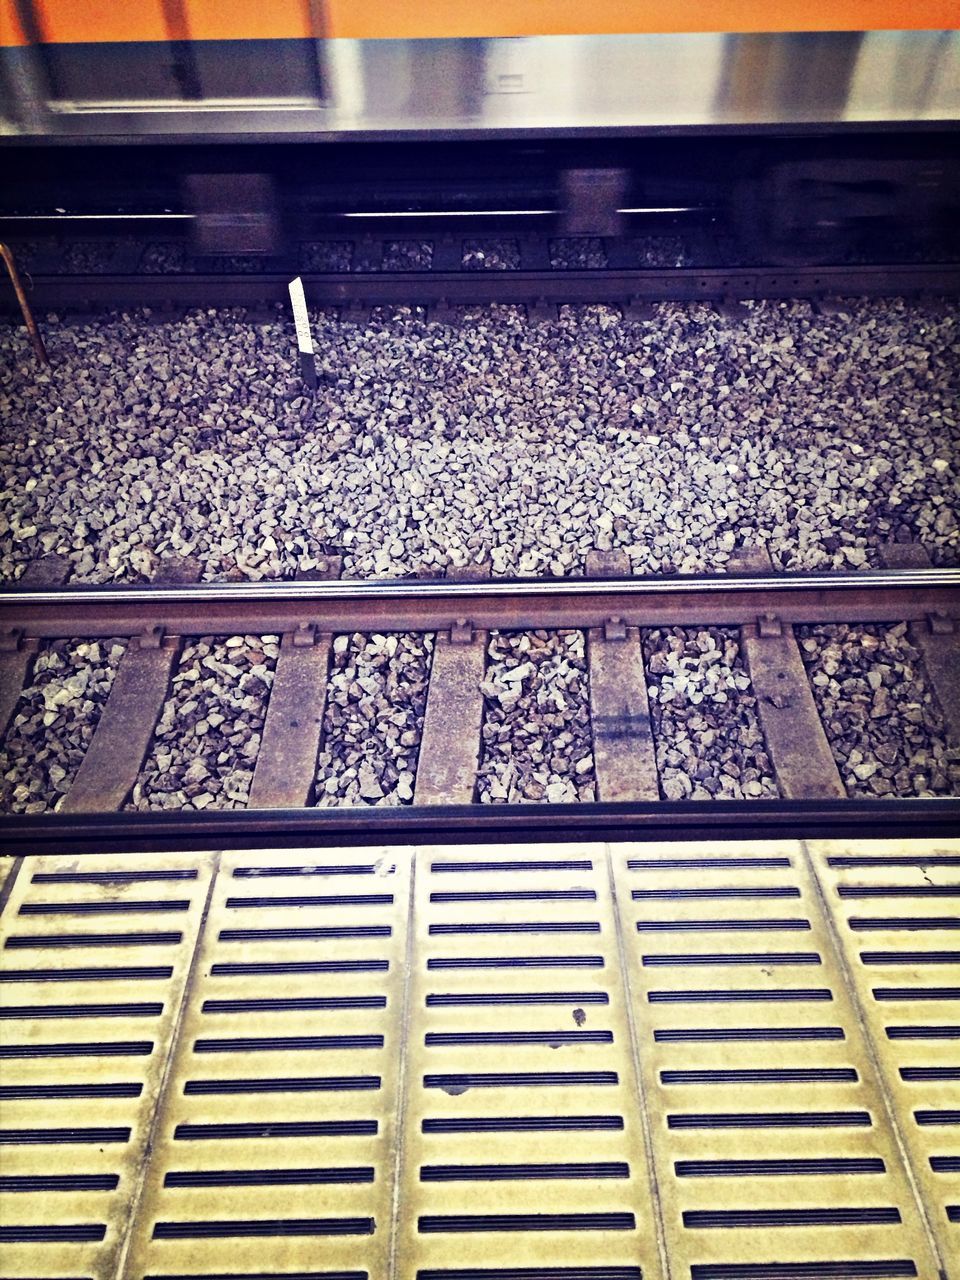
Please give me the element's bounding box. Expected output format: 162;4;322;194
288;275;317;389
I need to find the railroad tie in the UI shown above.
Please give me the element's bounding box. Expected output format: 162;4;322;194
414;563;490;806
879;541;960;746
586;549;659;802
732;546;846;800
248;556;343;809
0;557;70;738
59;556;199;813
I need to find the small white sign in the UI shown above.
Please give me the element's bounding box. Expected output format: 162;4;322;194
288;276;314;354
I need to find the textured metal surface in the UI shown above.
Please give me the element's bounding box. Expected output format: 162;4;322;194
807;838;960;1270
121;847;411;1279
395;842;665;1278
2;838;957;1278
610;840;942;1279
0;851;216;1280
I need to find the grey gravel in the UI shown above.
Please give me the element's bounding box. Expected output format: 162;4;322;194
477;630;595;804
550;238;607;269
1;299;957;583
314;632;433;806
139;241;187;274
643;626;779;800
462;239;521;270
128;634;278;810
382;240;434;271
300;241;354;272
632;234;693;268
61;240;116;273
798;622;960;797
0;638;126;813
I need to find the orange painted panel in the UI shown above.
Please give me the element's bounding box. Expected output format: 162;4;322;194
325;0;959;38
1;0;956;46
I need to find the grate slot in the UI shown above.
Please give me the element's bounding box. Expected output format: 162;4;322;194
628;858;791;869
0;1039;154;1057
425;992;608;1007
913;1110;959;1125
930;1156;960;1170
828;856;960;867
682;1207;900;1227
173;1120;378;1139
430;861;593;872
416;1270;642;1279
210;959;388;975
429;922;600;935
427;955;603;969
19;900;190;915
422;1116;625;1133
32;870;198;883
192;1035;384;1052
163;1168;375;1187
0;1126;131;1143
0;964;174;981
631;889;801;900
200;996;386;1013
0;1001;162;1018
417;1213;636;1232
636;919;810;932
218;926;391;941
690;1264;917;1279
0;1173;120;1191
873;987;960;999
224;895;394;908
654;1027;844;1042
430;891;597;903
899;1067;960;1080
232;864;381;877
424;1072;618;1090
647;989;832;1003
675;1158;885;1177
0;1082;143;1099
666;1112;871;1128
838;887;960;898
5;931;183;947
152;1219;374;1238
849;917;960;930
885;1025;960;1039
0;1224;107;1241
420;1163;630;1181
642;952;821;966
860;951;960;964
424;1031;613;1047
184;1076;381;1094
660;1069;857;1084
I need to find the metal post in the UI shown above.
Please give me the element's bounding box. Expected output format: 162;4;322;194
0;242;49;365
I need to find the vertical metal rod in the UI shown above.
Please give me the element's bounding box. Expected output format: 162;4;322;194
0;242;49;365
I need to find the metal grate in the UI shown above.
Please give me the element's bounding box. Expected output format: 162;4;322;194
1;840;956;1279
0;851;215;1279
807;839;959;1269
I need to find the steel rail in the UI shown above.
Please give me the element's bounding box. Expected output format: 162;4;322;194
2;569;958;639
1;799;958;856
3;262;959;314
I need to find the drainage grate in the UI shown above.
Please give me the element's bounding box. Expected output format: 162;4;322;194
2;839;955;1279
807;837;960;1266
0;849;215;1280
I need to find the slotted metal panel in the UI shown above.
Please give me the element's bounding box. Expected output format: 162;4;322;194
609;841;942;1280
807;838;959;1270
121;847;411;1279
0;851;215;1280
394;843;665;1280
1;838;957;1280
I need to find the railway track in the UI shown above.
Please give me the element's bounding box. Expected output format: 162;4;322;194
1;547;958;852
2;226;959;318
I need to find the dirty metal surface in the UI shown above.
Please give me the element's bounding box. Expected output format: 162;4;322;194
1;838;957;1279
807;838;960;1270
0;851;216;1280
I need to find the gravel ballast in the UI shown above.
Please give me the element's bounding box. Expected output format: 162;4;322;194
0;638;126;813
477;630;595;804
314;632;433;805
797;622;960;797
0;299;957;584
643;626;779;800
128;634;278;811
